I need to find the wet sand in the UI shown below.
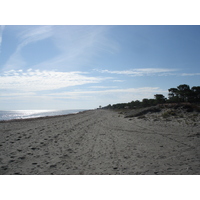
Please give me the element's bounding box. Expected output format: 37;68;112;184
0;109;200;175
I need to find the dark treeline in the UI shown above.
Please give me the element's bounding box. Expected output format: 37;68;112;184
103;84;200;110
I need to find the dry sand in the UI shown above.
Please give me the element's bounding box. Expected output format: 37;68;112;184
0;109;200;175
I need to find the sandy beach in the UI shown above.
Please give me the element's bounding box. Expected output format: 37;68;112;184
0;109;200;175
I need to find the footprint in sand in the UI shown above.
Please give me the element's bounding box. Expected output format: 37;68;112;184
18;156;26;160
1;165;8;171
50;164;57;168
67;148;73;153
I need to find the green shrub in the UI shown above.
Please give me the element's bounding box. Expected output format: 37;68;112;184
162;112;170;118
161;110;176;118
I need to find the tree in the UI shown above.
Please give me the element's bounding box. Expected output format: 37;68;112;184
154;94;166;104
134;100;141;108
191;86;200;102
103;84;200;111
168;84;192;102
168;88;179;102
148;98;157;106
177;84;191;102
142;98;149;107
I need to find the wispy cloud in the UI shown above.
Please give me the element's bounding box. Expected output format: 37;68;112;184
3;26;53;70
50;87;165;95
0;25;5;54
0;92;35;97
53;26;118;55
97;68;178;76
181;73;200;76
2;26;119;72
28;26;119;71
0;69;103;92
18;26;53;44
112;80;124;82
44;87;168;108
89;86;117;89
49;87;167;100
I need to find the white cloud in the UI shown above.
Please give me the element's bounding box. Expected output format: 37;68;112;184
0;69;103;92
0;92;35;97
181;73;200;76
89;86;117;89
112;80;124;82
97;68;178;76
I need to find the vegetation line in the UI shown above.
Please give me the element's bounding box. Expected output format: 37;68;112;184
103;84;200;109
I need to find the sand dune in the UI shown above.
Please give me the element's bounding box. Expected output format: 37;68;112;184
0;109;199;175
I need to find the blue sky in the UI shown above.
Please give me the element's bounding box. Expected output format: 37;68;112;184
0;25;200;110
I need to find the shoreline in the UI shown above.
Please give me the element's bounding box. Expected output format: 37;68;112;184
0;110;91;123
0;109;200;175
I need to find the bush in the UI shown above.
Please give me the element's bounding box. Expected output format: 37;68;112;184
161;110;176;118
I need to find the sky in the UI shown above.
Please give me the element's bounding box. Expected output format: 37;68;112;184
0;25;200;110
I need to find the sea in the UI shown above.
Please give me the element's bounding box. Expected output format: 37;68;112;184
0;109;85;121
